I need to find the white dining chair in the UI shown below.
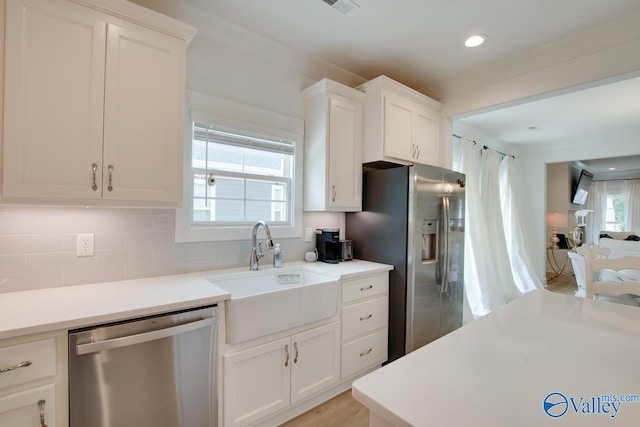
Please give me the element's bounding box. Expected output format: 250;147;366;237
584;254;640;306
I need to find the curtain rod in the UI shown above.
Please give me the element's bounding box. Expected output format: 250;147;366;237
452;133;475;143
452;133;515;159
482;145;515;159
593;177;640;182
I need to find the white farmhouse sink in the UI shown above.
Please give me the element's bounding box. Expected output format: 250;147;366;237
209;267;339;344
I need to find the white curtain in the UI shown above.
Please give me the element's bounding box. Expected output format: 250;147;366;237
585;181;607;243
624;179;640;232
499;156;544;293
461;141;521;318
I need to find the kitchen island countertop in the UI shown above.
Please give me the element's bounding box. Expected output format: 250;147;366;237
352;289;640;426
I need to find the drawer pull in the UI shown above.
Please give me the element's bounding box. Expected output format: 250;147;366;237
360;285;373;291
360;348;373;357
359;314;373;321
0;360;32;373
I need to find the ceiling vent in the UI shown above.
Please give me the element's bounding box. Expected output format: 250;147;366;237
322;0;360;14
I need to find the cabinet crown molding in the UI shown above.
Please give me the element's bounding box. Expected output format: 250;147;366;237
358;75;442;110
70;0;197;42
302;78;366;102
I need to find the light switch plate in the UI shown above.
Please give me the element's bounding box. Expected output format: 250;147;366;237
304;228;313;243
77;234;94;257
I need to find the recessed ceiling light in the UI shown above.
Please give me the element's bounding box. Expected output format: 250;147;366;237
608;167;616;171
465;34;488;48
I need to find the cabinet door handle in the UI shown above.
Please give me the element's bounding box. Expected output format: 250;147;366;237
38;399;48;427
416;145;421;158
91;163;98;191
293;342;299;364
331;185;336;202
359;348;373;357
107;165;114;192
359;314;373;321
360;284;373;291
412;144;417;158
0;359;32;373
284;344;289;367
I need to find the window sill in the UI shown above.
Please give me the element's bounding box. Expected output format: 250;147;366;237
175;207;302;242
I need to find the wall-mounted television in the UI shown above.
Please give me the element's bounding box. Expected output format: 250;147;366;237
572;169;594;205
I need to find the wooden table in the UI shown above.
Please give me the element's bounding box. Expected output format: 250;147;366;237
352;290;640;426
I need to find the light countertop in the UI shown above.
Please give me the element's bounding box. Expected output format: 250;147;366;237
352;289;640;426
297;259;393;279
0;260;391;340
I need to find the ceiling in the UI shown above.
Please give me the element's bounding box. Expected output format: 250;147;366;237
182;0;640;91
456;75;640;176
164;0;640;172
578;156;640;180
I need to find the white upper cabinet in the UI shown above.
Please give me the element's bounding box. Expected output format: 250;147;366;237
359;75;443;167
382;91;414;162
3;0;107;201
2;0;196;206
102;23;183;202
302;79;365;212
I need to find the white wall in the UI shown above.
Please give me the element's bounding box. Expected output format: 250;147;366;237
0;0;356;293
0;206;341;293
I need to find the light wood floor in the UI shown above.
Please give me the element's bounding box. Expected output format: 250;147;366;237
280;390;369;427
282;274;578;426
545;272;578;295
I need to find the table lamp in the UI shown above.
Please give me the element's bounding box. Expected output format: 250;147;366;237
547;212;568;249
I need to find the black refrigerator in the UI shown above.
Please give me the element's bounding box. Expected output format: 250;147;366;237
346;163;465;362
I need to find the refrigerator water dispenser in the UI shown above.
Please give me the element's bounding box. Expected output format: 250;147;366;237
422;219;437;261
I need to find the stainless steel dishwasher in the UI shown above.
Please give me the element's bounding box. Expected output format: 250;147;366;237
69;305;217;427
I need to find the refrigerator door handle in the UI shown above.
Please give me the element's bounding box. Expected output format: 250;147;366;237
441;196;450;293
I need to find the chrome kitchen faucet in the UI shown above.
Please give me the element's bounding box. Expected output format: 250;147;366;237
250;220;274;270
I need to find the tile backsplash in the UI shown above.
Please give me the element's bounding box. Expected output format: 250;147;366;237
0;206;337;293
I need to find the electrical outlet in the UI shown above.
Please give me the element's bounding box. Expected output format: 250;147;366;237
76;233;94;257
304;228;313;243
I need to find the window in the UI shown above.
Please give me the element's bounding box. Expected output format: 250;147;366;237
604;181;625;231
191;123;294;226
175;92;304;243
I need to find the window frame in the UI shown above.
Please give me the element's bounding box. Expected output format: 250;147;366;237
175;92;303;242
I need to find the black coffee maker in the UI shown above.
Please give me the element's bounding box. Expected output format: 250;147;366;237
316;228;340;264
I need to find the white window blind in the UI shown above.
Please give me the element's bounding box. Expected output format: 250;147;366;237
191;122;295;226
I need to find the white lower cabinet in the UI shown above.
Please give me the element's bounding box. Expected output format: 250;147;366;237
341;329;388;379
223;321;340;427
0;332;67;427
0;384;55;427
340;273;389;379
